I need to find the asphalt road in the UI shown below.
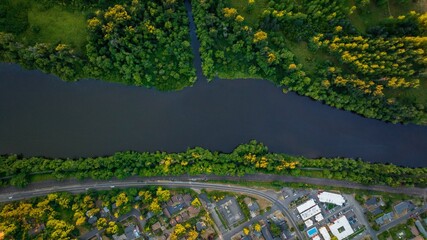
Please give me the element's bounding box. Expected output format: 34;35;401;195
0;180;305;239
377;205;427;235
1;175;425;239
1;174;425;197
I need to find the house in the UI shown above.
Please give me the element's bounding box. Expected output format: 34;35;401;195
88;216;98;225
261;225;274;240
371;207;383;216
171;195;183;204
198;193;210;204
244;197;260;218
146;211;154;220
187;206;200;216
217;196;244;226
163;208;171;218
366;197;378;207
181;211;190;221
170;218;177;227
101;207;110;218
196;221;207;231
86;210;94;218
112;234;127;240
124;224;141;240
112;203;118;210
152;222;162;232
183;194;193;204
394;201;414;216
375;212;394;225
163;203;186;217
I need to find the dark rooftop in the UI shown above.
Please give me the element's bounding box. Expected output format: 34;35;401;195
394;201;414;215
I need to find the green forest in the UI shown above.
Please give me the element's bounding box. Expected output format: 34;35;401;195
192;0;427;124
1;141;426;188
0;0;195;90
0;0;426;122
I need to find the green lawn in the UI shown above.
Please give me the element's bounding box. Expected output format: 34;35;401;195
385;74;427;109
286;40;334;74
0;0;88;50
229;0;268;27
23;4;88;50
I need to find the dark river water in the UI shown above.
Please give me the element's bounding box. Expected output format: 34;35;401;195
1;1;427;168
1;63;427;167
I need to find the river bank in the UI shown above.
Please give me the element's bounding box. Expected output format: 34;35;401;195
1;63;427;167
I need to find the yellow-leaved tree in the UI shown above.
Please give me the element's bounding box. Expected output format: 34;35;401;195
223;8;238;18
156;187;171;202
253;31;268;43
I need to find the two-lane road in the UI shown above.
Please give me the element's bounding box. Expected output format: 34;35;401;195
0;180;305;239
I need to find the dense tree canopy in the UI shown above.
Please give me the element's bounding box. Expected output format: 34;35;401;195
191;0;427;124
0;0;196;90
0;0;426;122
1;141;426;188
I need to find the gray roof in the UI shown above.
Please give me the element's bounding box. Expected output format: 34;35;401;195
375;212;394;225
113;234;127;240
217;197;244;226
394;201;413;215
146;211;154;219
166;203;186;216
124;225;140;240
415;220;427;238
196;222;207;231
198;193;210;203
88;216;98;225
261;226;274;240
371;207;383;216
248;201;260;212
366;197;378;206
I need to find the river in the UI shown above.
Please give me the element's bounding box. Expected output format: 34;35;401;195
1;63;427;167
1;1;427;167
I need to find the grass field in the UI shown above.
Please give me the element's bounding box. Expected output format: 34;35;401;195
229;0;268;26
0;0;88;50
23;5;88;49
385;74;427;109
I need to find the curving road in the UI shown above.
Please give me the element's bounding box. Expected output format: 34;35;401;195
0;175;425;239
1;174;426;238
0;174;425;198
0;180;305;239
